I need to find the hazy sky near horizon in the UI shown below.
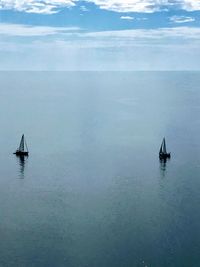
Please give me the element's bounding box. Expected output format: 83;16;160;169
1;0;200;70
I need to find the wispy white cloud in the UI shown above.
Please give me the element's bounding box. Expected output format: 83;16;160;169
137;17;148;21
120;16;134;20
80;5;89;11
83;27;200;44
120;16;147;21
1;23;200;42
85;0;163;13
0;23;80;36
1;33;200;71
0;0;162;14
169;15;195;23
1;26;200;70
0;0;75;14
182;0;200;11
85;0;200;13
1;0;200;13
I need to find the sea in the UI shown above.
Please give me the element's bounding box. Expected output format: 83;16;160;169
0;71;200;267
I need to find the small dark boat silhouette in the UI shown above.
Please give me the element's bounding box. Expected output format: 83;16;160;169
159;137;170;160
14;134;29;156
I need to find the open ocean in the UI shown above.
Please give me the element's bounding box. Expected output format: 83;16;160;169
0;71;200;267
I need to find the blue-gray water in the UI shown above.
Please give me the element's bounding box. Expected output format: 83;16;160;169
0;71;200;267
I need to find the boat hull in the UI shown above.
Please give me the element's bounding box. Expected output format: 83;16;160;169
14;151;29;156
159;153;170;160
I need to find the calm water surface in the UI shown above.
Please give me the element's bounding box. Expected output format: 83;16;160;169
0;72;200;267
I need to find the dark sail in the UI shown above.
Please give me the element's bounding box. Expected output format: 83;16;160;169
19;134;25;152
14;134;29;156
159;137;170;160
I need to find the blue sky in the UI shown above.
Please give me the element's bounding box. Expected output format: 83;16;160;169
1;0;200;70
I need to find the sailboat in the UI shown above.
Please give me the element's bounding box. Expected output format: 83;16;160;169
14;134;29;156
159;137;170;160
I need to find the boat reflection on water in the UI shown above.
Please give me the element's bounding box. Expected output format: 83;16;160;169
160;158;167;171
16;155;28;179
159;157;170;178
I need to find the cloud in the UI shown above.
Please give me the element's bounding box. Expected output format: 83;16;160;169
84;27;200;42
120;16;147;21
120;16;134;20
182;0;200;11
1;23;200;43
1;26;200;70
0;0;75;14
137;17;148;21
85;0;200;13
85;0;164;13
170;15;195;23
0;23;80;36
80;5;89;11
0;0;200;13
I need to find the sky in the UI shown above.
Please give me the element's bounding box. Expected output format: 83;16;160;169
1;0;200;70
